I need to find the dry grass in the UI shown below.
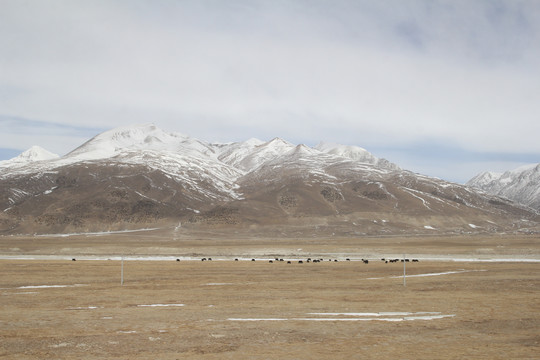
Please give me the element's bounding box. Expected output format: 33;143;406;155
1;257;539;359
1;232;540;259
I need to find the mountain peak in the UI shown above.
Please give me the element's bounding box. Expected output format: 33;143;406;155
468;163;540;210
265;137;293;147
19;146;59;161
4;146;59;164
315;142;399;170
290;143;318;156
467;171;502;188
65;123;188;161
93;123;180;145
315;142;372;160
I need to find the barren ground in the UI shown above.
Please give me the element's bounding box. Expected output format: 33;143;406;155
1;233;539;359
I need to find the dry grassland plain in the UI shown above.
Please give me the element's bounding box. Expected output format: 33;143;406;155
1;233;539;359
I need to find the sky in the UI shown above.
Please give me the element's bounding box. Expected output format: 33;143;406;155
1;0;539;183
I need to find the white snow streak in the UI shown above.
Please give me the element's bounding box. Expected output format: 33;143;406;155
366;269;484;280
66;306;101;310
17;284;88;289
35;228;160;237
402;188;432;210
137;304;185;307
307;312;440;317
228;312;455;322
228;318;288;321
204;283;234;286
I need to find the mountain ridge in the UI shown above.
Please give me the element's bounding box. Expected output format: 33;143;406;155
467;163;540;211
0;124;537;236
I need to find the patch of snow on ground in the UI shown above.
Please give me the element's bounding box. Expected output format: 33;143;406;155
43;186;58;195
404;314;455;320
366;270;484;280
424;225;436;230
66;306;101;310
204;283;234;286
308;312;441;317
17;284;88;289
227;318;288;321
228;312;455;322
137;304;185;307
49;342;70;348
35;228;161;237
401;270;483;277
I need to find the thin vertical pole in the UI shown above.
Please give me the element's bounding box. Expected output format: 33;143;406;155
121;256;124;286
403;254;406;287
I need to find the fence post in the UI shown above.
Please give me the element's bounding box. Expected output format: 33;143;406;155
403;254;406;287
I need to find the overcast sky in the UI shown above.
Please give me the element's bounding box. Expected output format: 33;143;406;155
1;0;539;183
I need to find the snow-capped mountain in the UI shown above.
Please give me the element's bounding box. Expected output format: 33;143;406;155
467;164;540;210
0;146;59;166
315;142;400;171
65;124;220;163
0;124;537;235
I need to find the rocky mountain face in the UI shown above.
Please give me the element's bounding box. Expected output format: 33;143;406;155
0;124;538;236
467;164;540;211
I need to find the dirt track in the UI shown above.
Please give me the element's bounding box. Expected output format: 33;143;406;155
1;257;539;359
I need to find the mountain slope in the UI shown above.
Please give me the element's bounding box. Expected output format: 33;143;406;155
0;124;538;235
467;164;540;211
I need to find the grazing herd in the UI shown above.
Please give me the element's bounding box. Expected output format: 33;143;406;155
70;257;419;263
382;258;419;263
180;257;420;263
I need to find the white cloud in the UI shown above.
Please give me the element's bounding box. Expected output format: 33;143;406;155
0;0;539;180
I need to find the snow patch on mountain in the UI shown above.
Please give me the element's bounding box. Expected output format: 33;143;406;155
315;142;400;170
467;163;540;210
466;171;502;188
316;142;376;162
115;149;245;200
65;124;193;161
216;138;264;171
229;137;295;172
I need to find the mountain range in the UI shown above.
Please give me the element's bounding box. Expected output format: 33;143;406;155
0;124;538;236
467;164;540;211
